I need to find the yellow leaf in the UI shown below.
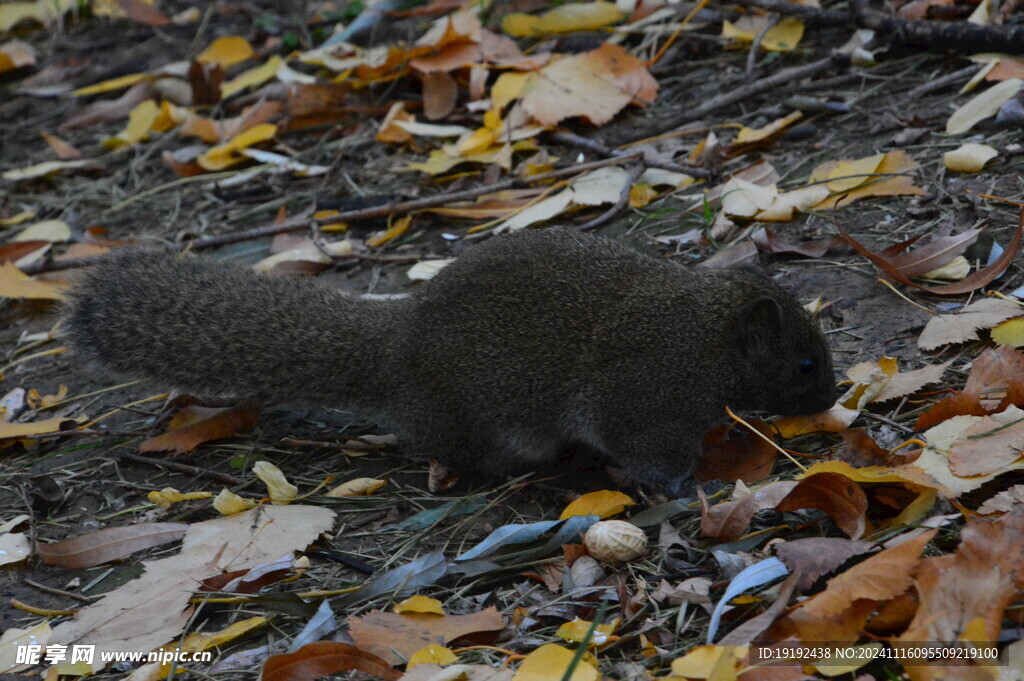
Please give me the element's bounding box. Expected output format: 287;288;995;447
197;36;254;68
670;644;747;680
810;150;924;210
944;143;999;173
555;618;618;646
513;644;599;681
366;215;411;248
947;78;1023;134
394;595;445;615
992;317;1024;347
491;72;532;110
103;99;160;149
735;110;802;143
408;644;457;667
0;417;77;439
0;0;75;32
213;488;257;515
197;123;278;170
0;262;67;300
629;183;657;208
326;477;387;497
73;72;152;96
722;16;804;51
148;487;214;510
151;100;187;133
222;55;283;98
502;2;624;36
457;127;497;155
0;211;36;226
13;220;70;243
253;461;298;504
0;620;52;673
1;159;91;181
560;490;635;519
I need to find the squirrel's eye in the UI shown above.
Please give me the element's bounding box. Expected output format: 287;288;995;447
799;358;814;374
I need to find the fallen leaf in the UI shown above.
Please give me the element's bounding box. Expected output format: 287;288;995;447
513;643;599;681
103;99;160;149
1;159;93;181
947;78;1023;134
197;36;255;68
254;461;298;504
701;481;797;541
197;123;278;170
261;642;400;681
884;228;982;279
221;55;283;98
945;143;999;172
394;596;445;615
62;81;157;129
801;529;935;617
722;16;805;51
116;0;170;26
0;262;68;300
776;472;868;539
751;227;842;257
36;523;188;569
977;484;1024;514
811;150;925;210
519;43;658;126
138;405;260;454
0;38;35;73
918;298;1021;350
947;405;1024;476
349;607;504;665
39;131;81;159
994;317;1024;347
774;537;874;590
560;490;635;519
326;477;387;497
773;403;858;438
502;2;624;36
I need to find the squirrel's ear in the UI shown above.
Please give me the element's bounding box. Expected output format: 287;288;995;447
736;296;783;356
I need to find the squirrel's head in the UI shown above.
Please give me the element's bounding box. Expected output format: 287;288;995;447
732;292;837;416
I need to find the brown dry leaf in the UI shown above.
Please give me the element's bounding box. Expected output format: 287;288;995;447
0;38;35;73
700;481;797;541
138;405;261;454
697;419;778;484
773;403;858;438
800;529;935;617
977;484;1024;514
948;406;1024;477
422;72;458;120
918;298;1021;350
0;262;68;300
872;360;953;402
751;227;842;258
833;429;916;468
519;43;658;126
841;209;1023;297
349;607;504;665
898;510;1024;680
916;346;1024;429
261;642;400;681
36;523;188;569
811;150;925;210
884;228;981;279
774;537;875;591
39;130;82;159
115;0;170;26
502;2;624;37
0;241;49;265
61;81;157;130
776;472;869;539
49;505;334;672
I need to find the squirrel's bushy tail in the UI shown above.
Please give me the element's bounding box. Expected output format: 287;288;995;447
63;249;405;409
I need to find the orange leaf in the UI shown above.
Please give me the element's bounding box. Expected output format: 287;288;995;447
37;523;188;568
261;642;400;681
349;607;504;665
139;406;261;454
776;472;868;539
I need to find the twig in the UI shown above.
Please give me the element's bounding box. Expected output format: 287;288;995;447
647;54;847;137
907;64;982;97
578;163;645;232
746;14;780;79
116;452;242;485
548;131;713;179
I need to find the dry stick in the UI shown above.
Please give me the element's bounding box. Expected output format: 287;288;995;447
734;0;1024;54
116;452;242;486
907;64;982;98
647;54;847;137
548;131;713;179
23;154;646;276
746;14;780;79
578;163;646;232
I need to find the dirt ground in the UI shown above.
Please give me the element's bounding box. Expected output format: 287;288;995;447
2;0;1024;678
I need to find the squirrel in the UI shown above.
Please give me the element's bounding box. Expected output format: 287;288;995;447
62;228;837;497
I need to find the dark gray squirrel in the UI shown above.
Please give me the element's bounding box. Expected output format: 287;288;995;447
63;227;837;496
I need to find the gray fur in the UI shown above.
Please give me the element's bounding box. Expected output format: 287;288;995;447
63;228;836;496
